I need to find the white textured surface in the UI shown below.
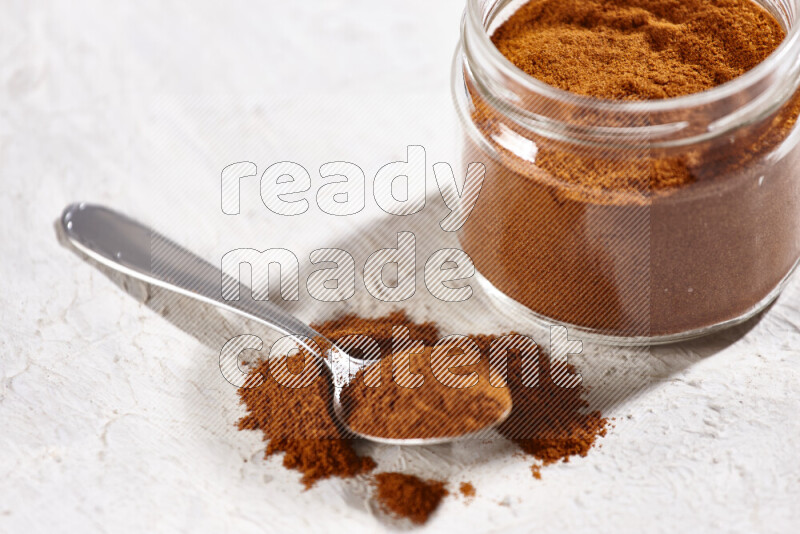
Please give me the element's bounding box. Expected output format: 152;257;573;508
2;1;800;532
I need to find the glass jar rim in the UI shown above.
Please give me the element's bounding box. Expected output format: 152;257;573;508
466;0;800;114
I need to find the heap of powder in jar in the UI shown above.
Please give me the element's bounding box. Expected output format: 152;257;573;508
491;0;784;99
237;311;608;524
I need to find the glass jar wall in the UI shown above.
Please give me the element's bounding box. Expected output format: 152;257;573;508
453;0;800;344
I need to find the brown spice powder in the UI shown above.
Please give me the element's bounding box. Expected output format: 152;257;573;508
531;464;542;480
341;346;512;440
373;473;449;525
492;0;785;100
237;352;375;488
460;481;476;499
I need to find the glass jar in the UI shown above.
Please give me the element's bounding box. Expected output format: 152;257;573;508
453;0;800;344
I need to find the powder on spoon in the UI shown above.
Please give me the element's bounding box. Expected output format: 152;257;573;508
340;345;512;440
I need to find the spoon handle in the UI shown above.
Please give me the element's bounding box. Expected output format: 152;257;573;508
59;203;328;351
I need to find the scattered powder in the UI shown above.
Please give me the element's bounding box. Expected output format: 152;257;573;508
373;472;449;525
460;482;477;499
531;465;542;480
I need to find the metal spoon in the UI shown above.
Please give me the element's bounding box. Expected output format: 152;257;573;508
59;203;511;445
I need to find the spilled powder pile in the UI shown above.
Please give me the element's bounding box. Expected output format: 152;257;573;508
372;473;449;525
237;347;375;488
491;0;785;99
237;311;609;523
